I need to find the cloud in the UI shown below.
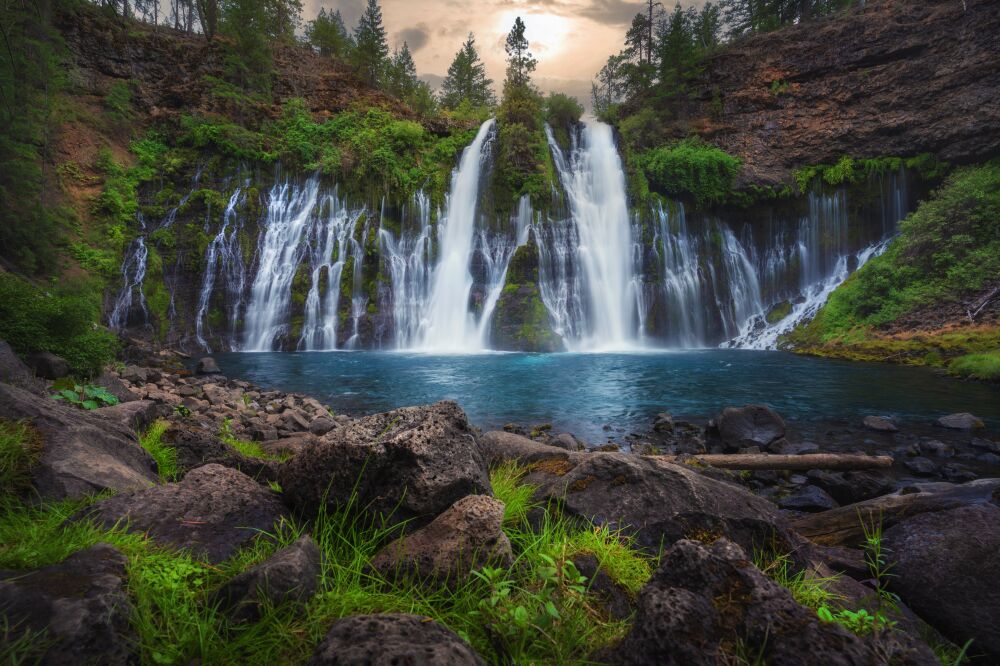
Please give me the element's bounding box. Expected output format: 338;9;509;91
395;23;431;51
577;0;645;26
304;0;365;31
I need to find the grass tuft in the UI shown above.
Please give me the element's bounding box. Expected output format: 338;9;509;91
948;351;1000;381
139;419;178;482
0;419;42;495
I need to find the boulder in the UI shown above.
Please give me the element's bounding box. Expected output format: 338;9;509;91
551;432;586;451
884;503;1000;661
615;539;878;665
195;357;222;375
936;413;984;430
308;415;336;436
26;351;68;379
778;484;839;512
0;340;45;392
0;543;135;665
119;365;148;384
0;383;158;500
159;422;280;481
75;464;288;563
372;495;512;584
93;400;160;432
280;401;491;526
213;536;322;623
806;470;895;505
479;430;571;467
573;553;634;620
308;614;484;665
863;415;899;432
716;404;785;449
521;451;786;554
93;371;138;403
904;457;937;476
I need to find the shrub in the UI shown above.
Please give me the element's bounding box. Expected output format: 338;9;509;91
638;139;742;207
51;382;119;410
949;352;1000;381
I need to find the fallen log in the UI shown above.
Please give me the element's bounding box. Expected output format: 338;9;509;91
790;478;1000;547
684;453;893;471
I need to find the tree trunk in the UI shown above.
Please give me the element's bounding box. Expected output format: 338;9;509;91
684;453;893;471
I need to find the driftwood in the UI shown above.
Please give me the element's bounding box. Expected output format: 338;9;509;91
967;283;999;322
790;478;1000;547
685;453;893;471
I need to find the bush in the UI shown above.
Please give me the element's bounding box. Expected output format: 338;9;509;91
0;273;119;377
638;139;742;207
949;352;1000;381
544;93;583;129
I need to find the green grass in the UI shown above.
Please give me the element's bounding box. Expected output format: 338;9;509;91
218;419;283;461
0;461;654;664
139;419;179;482
948;351;1000;381
0;419;42;495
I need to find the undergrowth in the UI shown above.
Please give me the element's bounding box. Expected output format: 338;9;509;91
0;419;42;494
139;419;178;482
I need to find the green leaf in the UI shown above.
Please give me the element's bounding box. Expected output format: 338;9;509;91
81;400;100;410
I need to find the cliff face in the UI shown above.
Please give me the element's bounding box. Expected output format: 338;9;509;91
663;0;1000;186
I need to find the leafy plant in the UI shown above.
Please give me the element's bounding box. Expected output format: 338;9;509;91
52;383;119;410
817;605;893;635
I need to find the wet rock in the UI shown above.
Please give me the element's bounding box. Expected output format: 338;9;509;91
280;401;490;527
615;539;877;665
372;495;511;584
936;413;984;430
76;464;288;563
26;351;68;379
807;470;895;505
551;433;585;451
573;553;633;620
884;503;1000;661
308;613;484;665
479;430;570;467
919;439;954;458
940;463;977;483
778;485;839;512
213;536;322;623
904;457;937;476
522;451;786;554
0;543;135;665
716;404;785;450
196;357;222;375
653;412;673;432
863;415;899;432
0;383;158;500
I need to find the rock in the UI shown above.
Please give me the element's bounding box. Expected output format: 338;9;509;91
26;351;68;379
213;536;322;623
0;383;158;500
0;340;45;391
653;412;674;432
76;464;288;563
616;539;878;665
778;485;839;512
863;415;899;432
157;422;279;481
479;430;570;467
93;371;138;403
372;495;511;584
936;412;984;430
195;357;222;375
884;503;1000;661
919;439;954;458
308;614;484;665
522;451;786;554
573;553;633;620
281;409;311;432
551;432;585;451
281;401;490;527
308;415;336;436
904;457;937;476
93;400;160;432
716;404;785;449
489;231;563;352
262;434;315;458
120;365;148;384
940;463;977;483
250;425;278;441
0;543;135;665
806;470;895;505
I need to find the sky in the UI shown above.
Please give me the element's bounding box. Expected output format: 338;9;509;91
304;0;656;105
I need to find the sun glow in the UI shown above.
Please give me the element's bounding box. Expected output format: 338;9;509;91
495;10;575;60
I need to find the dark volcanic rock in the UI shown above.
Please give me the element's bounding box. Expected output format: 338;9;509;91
280;401;490;526
806;470;895;505
93;399;160;432
716;404;785;450
372;495;512;584
308;613;484;665
479;430;571;467
936;412;984;430
522;451;786;554
196;356;221;375
884;503;1000;661
213;536;322;623
0;383;158;500
26;351;68;379
93;371;138;403
76;464;288;563
778;484;839;512
904;456;937;476
573;553;634;621
863;415;899;432
0;543;135;665
615;539;878;665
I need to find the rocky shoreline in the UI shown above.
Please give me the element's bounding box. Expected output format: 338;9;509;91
1;341;998;664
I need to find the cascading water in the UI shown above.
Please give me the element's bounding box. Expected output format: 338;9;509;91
542;122;641;350
418;118;496;351
109;216;149;331
379;191;434;349
243;177;321;351
475;196;534;343
196;188;247;351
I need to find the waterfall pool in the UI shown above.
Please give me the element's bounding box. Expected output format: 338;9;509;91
212;350;999;443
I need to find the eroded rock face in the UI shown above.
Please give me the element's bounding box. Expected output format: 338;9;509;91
213;536;322;623
308;614;485;666
522;451;785;554
76;464;288;563
0;383;158;500
616;539;878;666
716;404;785;450
280;401;491;526
884;503;1000;661
372;495;512;584
0;543;135;665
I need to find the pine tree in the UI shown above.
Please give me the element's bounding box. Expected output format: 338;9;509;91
440;33;495;110
306;8;352;58
219;0;272;92
353;0;389;86
504;17;536;87
387;42;418;100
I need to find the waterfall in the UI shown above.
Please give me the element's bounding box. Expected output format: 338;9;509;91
298;190;364;351
542;121;640;350
243;176;321;351
108;217;149;331
196;188;246;351
379;192;434;349
475;196;534;344
418;118;496;351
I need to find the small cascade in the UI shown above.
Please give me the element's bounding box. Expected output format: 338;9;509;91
196;188;247;351
419;118;496;351
298;190;365;351
379;192;434;349
108;215;150;331
243;176;321;351
344;216;371;349
475;196;534;343
542;121;640;350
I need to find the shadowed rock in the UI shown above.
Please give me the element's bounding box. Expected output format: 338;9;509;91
308;613;484;665
716;404;785;450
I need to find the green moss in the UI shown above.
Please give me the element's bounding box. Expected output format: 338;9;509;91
637;139;741;208
948;352;1000;382
765;300;792;325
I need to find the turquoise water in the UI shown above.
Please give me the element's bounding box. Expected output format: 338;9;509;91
213;350;999;442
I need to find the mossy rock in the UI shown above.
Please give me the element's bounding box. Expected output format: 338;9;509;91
490;232;562;352
765;300;792;325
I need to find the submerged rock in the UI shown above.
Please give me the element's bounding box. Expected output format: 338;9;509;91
716;404;785;450
196;356;222;375
936;413;984;430
863;415;899;432
308;613;484;665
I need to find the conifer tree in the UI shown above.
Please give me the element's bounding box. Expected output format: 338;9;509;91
440;33;495;110
504;17;536;87
306;8;352;58
353;0;389;86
